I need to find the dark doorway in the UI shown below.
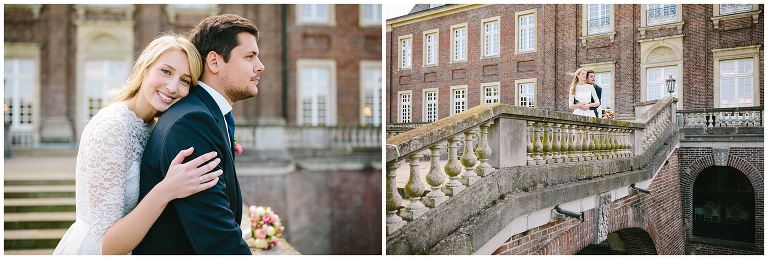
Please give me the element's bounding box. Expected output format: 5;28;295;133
692;166;754;243
577;228;657;255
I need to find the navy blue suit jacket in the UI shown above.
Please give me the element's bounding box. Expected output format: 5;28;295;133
134;86;250;254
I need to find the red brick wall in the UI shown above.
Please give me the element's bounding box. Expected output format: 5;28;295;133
386;4;764;121
678;147;764;254
492;149;685;255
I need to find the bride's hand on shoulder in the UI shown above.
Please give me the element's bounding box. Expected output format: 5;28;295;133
159;147;224;200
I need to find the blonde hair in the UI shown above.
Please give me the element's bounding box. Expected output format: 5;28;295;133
569;67;590;96
111;34;202;104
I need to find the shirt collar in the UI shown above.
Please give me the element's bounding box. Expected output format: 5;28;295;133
197;81;232;116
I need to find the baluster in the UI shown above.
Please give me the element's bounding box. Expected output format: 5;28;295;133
609;128;618;158
567;125;577;162
442;135;466;196
460;128;480;186
402;153;427;221
475;122;495;177
424;143;448;208
581;127;590;161
534;122;545;165
542;123;552;164
386;161;406;234
553;123;564;163
573;126;583;161
527;121;535;165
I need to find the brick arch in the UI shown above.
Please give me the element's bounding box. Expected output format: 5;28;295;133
681;154;764;250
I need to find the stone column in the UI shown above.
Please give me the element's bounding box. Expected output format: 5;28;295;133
385;161;405;234
526;121;535;165
442;135;466;196
424;143;448;208
401;153;427;221
460;129;480;186
475;122;494;177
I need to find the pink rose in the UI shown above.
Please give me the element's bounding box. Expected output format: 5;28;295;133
235;144;244;155
255;228;267;239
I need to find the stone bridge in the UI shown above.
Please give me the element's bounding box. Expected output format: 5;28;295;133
385;97;763;255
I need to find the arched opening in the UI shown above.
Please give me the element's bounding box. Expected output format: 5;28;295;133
577;228;657;255
692;166;755;243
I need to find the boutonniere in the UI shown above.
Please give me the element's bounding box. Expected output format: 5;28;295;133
234;137;244;155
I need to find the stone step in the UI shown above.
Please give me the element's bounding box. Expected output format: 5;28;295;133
5;212;75;229
4;198;76;213
4;185;75;198
4;249;55;255
4;229;67;250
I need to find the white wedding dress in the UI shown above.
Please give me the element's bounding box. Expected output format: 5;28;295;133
53;102;150;255
570;84;598;118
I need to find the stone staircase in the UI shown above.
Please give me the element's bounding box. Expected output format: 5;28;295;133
4;156;76;255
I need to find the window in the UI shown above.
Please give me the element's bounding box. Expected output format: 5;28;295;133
84;60;129;119
693;167;754;243
516;10;536;53
450;86;468;115
719;4;752;15
398;35;412;70
451;24;467;62
481;17;500;58
4;58;35;129
360;61;381;125
587;4;612;35
647;4;677;26
517;82;536;107
719;59;754;107
423;89;438;122
594;72;613;117
398;91;412;123
423;30;439;66
297;4;333;25
482;82;500;104
298;60;336;126
360;4;381;27
645;65;678;101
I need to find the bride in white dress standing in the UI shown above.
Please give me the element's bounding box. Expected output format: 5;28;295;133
53;35;224;255
568;68;600;117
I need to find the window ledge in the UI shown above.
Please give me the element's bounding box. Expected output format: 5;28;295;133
398;67;412;72
579;32;615;47
450;59;467;64
639;21;684;38
481;54;501;59
515;50;536;55
423;64;438;68
711;10;761;29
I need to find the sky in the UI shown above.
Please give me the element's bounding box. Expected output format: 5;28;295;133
384;4;415;20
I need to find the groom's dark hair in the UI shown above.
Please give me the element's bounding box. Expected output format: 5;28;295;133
189;14;259;65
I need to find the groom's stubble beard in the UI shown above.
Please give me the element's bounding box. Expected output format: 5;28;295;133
221;72;259;103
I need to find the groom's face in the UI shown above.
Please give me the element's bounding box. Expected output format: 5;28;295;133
221;32;264;103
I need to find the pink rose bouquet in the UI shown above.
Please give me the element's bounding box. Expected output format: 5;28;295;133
248;206;284;250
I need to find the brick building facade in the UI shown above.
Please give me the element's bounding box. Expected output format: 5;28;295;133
386;4;763;124
4;4;382;146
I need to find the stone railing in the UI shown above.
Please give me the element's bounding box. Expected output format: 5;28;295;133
387;122;430;138
678;106;763;128
235;125;380;151
385;96;677;254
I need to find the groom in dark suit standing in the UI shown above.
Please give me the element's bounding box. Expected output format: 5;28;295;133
135;14;264;254
586;70;603;118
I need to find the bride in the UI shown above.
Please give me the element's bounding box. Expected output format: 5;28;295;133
54;35;223;254
568;68;600;117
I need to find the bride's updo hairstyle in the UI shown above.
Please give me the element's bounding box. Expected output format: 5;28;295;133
569;67;590;96
111;34;202;104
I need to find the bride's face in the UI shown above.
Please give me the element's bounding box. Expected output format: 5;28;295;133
140;48;193;112
576;70;587;83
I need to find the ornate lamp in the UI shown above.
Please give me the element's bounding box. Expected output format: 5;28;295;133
665;74;676;95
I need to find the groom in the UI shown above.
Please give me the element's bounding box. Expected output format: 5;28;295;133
585;70;603;118
135;14;264;254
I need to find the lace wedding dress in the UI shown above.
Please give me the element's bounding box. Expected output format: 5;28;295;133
53;102;150;254
570;84;598;118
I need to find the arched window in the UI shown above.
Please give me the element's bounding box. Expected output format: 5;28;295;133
693;166;754;243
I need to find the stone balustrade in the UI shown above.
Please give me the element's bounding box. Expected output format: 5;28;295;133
678;106;763;128
234;125;380;151
384;98;663;236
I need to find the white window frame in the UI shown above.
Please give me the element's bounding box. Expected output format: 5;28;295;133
359;4;381;27
4;43;41;147
514;78;537;108
481;82;500;104
398;34;413;70
711;4;761;29
297;59;337;126
515;9;537;54
422;88;439;123
422;29;439;67
481;16;500;58
713;45;761;108
645;4;678;26
639;37;684;110
359;61;381;126
580;4;615;46
719;4;753;15
450;23;468;63
580;62;616;117
638;4;683;38
398;90;413;123
450;85;468;115
645;65;679;102
296;4;335;26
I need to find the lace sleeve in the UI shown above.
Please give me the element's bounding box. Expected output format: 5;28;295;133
77;113;135;254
